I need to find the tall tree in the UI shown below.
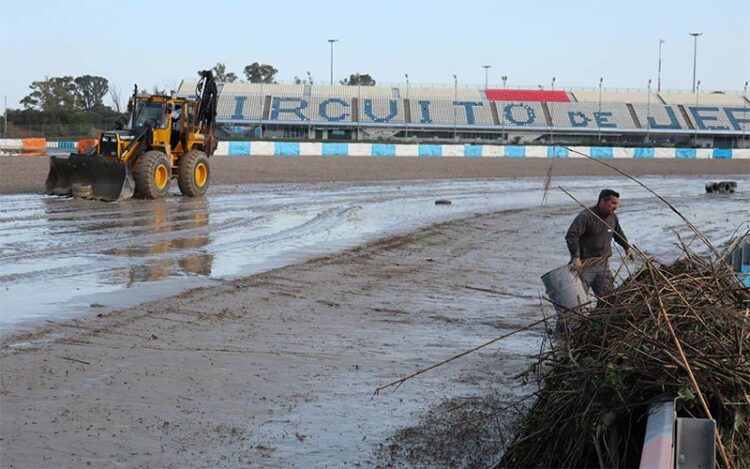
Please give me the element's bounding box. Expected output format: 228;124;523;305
20;76;77;111
74;75;109;111
340;73;376;86
243;63;278;83
108;84;123;113
212;63;237;83
294;71;314;85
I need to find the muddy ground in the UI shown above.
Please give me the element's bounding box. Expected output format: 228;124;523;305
1;204;568;467
1;153;748;194
1;154;748;467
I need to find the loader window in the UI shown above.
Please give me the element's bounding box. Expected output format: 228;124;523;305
134;102;168;129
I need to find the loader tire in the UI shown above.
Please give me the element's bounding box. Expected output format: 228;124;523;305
134;150;171;199
177;150;210;197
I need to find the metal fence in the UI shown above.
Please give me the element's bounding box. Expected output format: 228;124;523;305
2;123;116;139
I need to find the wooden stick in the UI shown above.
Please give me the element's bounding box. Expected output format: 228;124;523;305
647;264;734;469
374;316;549;395
58;356;91;365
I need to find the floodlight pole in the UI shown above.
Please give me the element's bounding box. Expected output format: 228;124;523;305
657;38;665;92
357;80;361;140
597;77;603;144
743;81;748;145
453;74;458;140
646;79;652;143
482;65;491;90
259;82;264;139
328;39;338;86
694;80;700;147
501;76;507;140
689;33;702;93
404;73;409;139
550;77;556;150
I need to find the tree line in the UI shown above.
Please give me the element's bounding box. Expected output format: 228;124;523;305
4;63;376;135
214;62;376;86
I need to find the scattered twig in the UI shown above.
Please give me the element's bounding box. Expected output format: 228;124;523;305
58;356;91;365
374;316;549;395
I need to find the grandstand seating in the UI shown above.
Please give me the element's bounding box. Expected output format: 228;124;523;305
549;102;635;129
486;89;570;102
309;97;354;122
177;79;750;138
495;102;547;127
401;87;483;100
310;85;356;97
359;99;405;124
176;81;197;97
572;91;657;104
659;92;747;105
630;104;691;130
409;99;494;126
311;85;394;98
685;105;750;131
223;82;300;96
219;94;264;120
269;96;311;122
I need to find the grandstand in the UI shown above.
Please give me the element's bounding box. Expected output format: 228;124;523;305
176;82;750;148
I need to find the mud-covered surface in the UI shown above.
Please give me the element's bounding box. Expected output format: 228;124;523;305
1;207;554;467
2;175;749;334
378;394;530;468
1;173;749;467
1;153;748;194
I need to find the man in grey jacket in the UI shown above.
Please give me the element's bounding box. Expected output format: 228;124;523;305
565;189;632;296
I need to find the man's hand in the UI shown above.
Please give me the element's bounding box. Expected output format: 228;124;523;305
625;249;634;261
571;257;583;272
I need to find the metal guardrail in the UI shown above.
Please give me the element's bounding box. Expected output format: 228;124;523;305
640;398;716;469
727;239;750;287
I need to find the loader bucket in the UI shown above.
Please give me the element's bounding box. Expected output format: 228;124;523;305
45;154;135;201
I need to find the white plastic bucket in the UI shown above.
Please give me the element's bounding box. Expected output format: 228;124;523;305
541;264;591;312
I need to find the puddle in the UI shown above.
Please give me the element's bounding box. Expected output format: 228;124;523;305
1;176;748;335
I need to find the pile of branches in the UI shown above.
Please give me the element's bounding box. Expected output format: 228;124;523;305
499;240;750;468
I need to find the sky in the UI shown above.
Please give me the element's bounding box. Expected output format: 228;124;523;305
1;0;749;110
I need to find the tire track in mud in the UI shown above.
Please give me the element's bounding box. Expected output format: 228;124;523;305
1;176;748;333
0;180;534;279
0;205;359;283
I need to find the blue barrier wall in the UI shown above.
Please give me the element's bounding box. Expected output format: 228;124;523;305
590;147;614;158
275;142;300;156
548;146;569;158
675;148;697;159
322;143;349;157
634;147;655;158
228;141;251;156
371;144;396;157
418;144;442;157
464;145;482;157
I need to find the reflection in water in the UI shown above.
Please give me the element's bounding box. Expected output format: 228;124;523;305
105;197;213;285
6;176;748;336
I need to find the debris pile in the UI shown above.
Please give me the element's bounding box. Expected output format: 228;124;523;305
500;244;750;468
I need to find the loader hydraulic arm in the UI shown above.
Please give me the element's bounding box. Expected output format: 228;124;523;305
121;123;154;166
194;70;218;155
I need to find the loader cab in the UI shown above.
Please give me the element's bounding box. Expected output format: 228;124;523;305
134;101;169;129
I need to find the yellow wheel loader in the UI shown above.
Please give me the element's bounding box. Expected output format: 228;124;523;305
45;70;218;201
